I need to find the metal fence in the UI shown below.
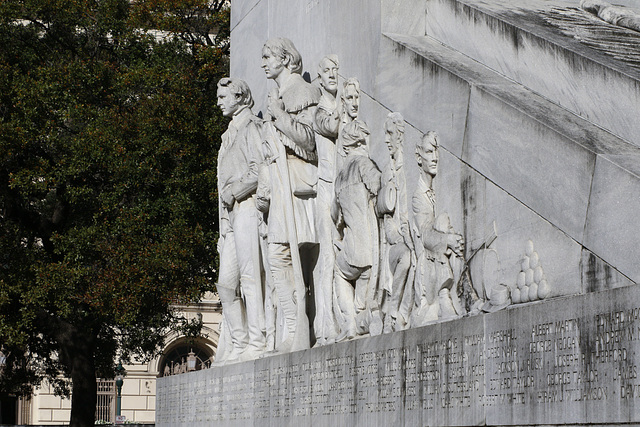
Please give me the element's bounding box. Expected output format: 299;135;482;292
95;379;116;423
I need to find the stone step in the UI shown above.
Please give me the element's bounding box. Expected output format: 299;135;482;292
377;31;640;284
424;0;640;147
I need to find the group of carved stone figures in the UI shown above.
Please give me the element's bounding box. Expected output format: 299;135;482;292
214;38;489;365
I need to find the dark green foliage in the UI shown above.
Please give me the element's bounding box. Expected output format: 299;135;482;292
0;0;228;424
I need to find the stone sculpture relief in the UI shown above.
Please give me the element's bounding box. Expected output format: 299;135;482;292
410;132;466;327
512;240;551;304
214;78;265;364
581;0;640;32
256;37;321;354
312;54;341;346
379;113;414;333
332;119;382;340
212;38;518;364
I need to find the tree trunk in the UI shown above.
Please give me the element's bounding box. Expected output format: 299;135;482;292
68;342;97;427
39;313;97;427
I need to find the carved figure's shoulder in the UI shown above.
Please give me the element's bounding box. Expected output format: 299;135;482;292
281;76;322;113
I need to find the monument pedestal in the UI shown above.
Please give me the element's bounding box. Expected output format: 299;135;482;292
157;284;640;426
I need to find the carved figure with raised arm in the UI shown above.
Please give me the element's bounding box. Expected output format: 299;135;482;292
379;112;414;333
214;77;266;364
332;119;382;340
256;37;321;353
410;132;465;327
312;54;341;346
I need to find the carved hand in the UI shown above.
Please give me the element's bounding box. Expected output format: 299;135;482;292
267;88;285;119
221;188;235;207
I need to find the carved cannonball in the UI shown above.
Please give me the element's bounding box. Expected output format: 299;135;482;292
521;256;530;271
538;279;551;299
534;266;544;283
529;283;539;301
512;287;521;304
517;271;526;288
525;240;535;256
521;285;530;302
529;251;539;269
525;268;534;285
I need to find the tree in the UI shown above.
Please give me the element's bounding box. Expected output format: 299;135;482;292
0;1;229;425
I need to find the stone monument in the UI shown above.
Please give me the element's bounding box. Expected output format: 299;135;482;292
157;0;640;425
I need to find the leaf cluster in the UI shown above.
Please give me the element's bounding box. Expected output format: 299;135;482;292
0;0;229;396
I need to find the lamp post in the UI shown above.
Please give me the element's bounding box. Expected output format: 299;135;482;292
115;362;125;417
187;349;197;372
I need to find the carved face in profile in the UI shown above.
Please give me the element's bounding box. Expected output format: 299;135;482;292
343;84;360;119
384;120;403;157
417;133;439;177
318;57;339;95
261;47;285;80
216;86;241;117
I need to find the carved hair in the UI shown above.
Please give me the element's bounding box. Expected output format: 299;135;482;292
385;112;405;135
217;77;254;109
318;54;339;73
341;119;370;147
416;131;439;161
263;37;303;75
342;77;360;96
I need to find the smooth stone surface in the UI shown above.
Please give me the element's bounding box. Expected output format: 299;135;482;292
229;0;269;114
584;156;640;283
464;85;595;244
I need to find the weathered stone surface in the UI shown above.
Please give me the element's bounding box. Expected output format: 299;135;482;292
584;156;640;284
424;0;640;147
158;285;640;426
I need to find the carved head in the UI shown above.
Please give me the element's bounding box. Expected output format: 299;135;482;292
341;78;360;119
262;38;303;79
341;119;370;154
318;54;339;95
416;131;439;177
384;112;405;158
217;78;254;117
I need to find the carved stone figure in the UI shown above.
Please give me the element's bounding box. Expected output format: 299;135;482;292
312;54;341;346
336;78;361;163
379;112;414;333
410;132;465;327
332;119;382;340
257;37;321;353
214;77;266;364
581;0;640;32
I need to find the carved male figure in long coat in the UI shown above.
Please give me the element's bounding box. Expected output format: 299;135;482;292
312;54;341;345
215;77;265;363
257;37;321;353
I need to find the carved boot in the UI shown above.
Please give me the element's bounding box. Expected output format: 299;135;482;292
239;278;266;361
220;296;249;363
439;288;458;320
334;278;357;342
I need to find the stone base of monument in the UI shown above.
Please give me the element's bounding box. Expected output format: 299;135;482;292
157;284;640;426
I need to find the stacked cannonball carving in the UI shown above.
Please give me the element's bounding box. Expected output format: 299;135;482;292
511;240;551;304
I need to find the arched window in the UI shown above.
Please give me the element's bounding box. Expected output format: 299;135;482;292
158;340;214;377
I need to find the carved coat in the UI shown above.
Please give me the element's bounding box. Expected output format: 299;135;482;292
380;151;412;292
411;175;453;313
314;87;340;184
334;152;381;268
261;73;321;245
217;106;263;238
